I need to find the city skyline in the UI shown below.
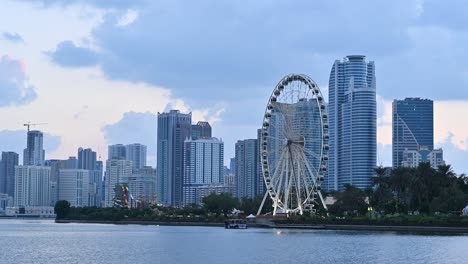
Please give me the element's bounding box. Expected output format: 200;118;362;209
0;1;468;174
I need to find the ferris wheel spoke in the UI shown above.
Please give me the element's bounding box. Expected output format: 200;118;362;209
303;148;322;161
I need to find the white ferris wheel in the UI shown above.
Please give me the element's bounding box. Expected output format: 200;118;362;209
257;74;329;216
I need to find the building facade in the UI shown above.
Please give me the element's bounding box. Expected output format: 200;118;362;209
108;144;126;160
182;138;224;206
58;169;90;207
14;166;51;207
0;152;19;198
191;121;212;139
157;110;192;206
392;98;434;168
235;139;260;199
401;147;444;169
78;148;97;170
121;166;157;206
195;185;232;205
125;143;147;169
104;159;132;207
328;55;377;191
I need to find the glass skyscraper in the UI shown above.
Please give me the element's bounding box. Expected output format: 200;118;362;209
327;55;377;191
157;110;192;206
23;130;45;166
0;152;19;197
392;98;434;168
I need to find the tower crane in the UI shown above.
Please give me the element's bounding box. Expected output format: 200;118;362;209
23;122;48;132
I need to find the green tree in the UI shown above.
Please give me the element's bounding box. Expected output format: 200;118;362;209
54;200;71;220
202;193;238;217
329;185;368;216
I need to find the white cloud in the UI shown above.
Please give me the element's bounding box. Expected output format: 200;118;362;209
116;9;139;27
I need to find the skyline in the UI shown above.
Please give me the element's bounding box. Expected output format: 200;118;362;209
1;1;468;173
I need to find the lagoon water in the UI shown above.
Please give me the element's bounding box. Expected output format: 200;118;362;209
0;219;467;264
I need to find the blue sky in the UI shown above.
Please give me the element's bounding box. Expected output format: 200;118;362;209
0;0;467;173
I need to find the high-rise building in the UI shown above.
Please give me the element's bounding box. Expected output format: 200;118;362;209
235;139;259;199
256;129;265;196
125;143;147;169
108;144;126;160
76;148;102;206
44;159;61;206
182;137;224;206
121;166;157;206
328;55;377;191
230;158;236;175
104;159;132;207
191;121;212;139
78;148;97;170
58;169;90;207
157;110;192;206
392;98;434;168
0;152;19;198
60;157;78;169
14;166;51;207
23;130;45;166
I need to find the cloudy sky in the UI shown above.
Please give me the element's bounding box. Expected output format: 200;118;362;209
0;0;467;173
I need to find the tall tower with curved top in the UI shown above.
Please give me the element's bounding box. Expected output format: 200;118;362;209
327;55;377;191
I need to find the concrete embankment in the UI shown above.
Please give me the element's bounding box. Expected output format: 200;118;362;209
56;219;468;234
272;224;468;234
55;219;224;227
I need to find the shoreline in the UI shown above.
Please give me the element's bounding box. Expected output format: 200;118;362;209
55;219;468;234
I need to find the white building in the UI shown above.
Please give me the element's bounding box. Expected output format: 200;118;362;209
14;166;51;207
6;206;55;218
58;169;90;207
183;137;224;206
401;147;445;169
105;159;132;207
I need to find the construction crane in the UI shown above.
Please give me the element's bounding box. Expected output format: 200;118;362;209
24;122;48;132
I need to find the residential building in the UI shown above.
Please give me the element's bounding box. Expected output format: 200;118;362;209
392;98;434;168
58;169;90;207
104;159;132;207
60;157;78;169
77;148;102;206
78;148;97;170
401;147;445;169
44;159;61;206
230;158;236;175
191;121;212;139
14;166;51;207
195;185;232;205
125;143;147;169
182;137;224;206
121;166;157;206
23;130;45;166
328;55;377;191
235;139;259;199
108;144;126;160
157;110;192;206
0;152;19;198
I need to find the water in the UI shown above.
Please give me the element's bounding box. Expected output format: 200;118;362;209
0;219;467;264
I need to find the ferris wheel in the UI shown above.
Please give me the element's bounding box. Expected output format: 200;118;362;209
257;74;329;216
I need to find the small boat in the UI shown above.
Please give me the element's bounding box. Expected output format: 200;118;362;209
224;219;247;229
